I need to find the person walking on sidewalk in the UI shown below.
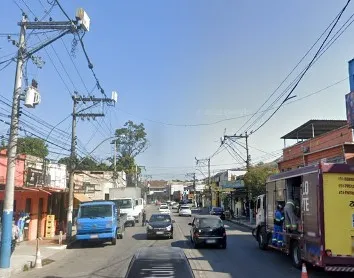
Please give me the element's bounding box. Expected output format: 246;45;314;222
11;219;19;254
142;209;146;226
272;204;284;247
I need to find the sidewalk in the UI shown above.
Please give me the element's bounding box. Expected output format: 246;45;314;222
227;216;256;230
0;235;69;278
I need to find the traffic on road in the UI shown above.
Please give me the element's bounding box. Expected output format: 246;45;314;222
11;202;353;278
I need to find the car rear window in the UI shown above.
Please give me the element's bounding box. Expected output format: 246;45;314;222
180;206;190;209
125;260;194;278
199;218;223;228
160;205;168;209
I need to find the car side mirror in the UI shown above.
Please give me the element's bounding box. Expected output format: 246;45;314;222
188;223;192;226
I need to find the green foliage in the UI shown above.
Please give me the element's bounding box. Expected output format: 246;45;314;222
114;120;148;158
17;137;49;158
244;163;278;197
58;156;111;171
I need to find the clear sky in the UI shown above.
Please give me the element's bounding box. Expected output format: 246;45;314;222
1;0;353;180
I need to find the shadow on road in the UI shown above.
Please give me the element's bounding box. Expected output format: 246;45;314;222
132;233;147;240
67;240;109;249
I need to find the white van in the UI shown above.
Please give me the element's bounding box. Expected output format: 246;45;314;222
134;198;144;222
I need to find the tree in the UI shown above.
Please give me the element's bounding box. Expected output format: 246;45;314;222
244;163;278;197
58;156;110;171
113;121;148;185
114;120;148;158
17;137;49;158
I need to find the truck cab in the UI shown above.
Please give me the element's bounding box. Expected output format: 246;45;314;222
113;198;137;226
75;201;120;245
255;194;266;228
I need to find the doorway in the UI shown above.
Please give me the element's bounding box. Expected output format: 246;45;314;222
37;198;43;238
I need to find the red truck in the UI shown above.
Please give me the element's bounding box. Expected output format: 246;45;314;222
252;163;354;272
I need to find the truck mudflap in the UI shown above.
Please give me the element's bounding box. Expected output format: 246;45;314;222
325;266;354;272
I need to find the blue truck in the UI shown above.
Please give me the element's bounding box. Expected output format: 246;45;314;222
75;200;126;245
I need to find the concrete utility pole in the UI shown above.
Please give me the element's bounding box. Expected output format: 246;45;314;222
195;157;211;208
222;132;253;222
0;12;85;268
66;95;116;239
223;132;250;170
0;15;26;269
186;172;196;206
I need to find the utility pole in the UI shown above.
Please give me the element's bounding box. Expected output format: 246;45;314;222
66;95;116;239
195;157;211;208
223;132;250;170
0;15;26;269
223;132;252;222
186;172;196;206
1;10;90;268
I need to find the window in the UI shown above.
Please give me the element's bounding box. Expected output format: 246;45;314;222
79;205;112;218
199;218;223;228
149;214;171;222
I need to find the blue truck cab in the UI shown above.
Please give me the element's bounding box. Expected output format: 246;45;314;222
76;201;121;245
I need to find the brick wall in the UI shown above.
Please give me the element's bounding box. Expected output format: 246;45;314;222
279;125;352;171
282;125;351;161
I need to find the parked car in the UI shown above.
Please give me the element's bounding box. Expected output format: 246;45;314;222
159;204;171;214
189;215;227;249
146;213;175;239
125;247;195;278
209;206;225;220
172;202;179;210
179;205;192;217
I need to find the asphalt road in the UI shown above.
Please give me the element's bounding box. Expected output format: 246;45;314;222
12;205;351;278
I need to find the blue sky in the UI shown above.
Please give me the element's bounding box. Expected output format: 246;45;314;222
1;0;353;180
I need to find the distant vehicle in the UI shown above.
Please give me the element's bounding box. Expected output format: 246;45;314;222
209;207;225;220
146;213;175;239
160;203;168;207
112;198;137;226
159;204;171;214
172;202;179;210
189;215;227;249
75;201;125;246
125;247;195;278
179;205;192;217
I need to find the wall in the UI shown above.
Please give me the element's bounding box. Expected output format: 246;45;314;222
0;151;25;186
283;126;351;161
0;190;49;240
279;125;352;171
46;163;67;189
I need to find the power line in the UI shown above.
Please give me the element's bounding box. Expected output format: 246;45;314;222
248;0;351;135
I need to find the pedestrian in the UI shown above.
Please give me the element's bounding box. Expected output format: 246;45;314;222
142;209;146;226
11;219;19;254
272;204;284;247
284;199;299;232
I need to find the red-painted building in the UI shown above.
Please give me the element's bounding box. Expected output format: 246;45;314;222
278;120;354;172
0;150;67;241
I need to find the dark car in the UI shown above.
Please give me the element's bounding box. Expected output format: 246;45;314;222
209;206;225;220
125;247;195;278
189;215;227;249
146;213;175;239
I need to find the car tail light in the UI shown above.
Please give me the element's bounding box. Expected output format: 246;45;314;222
325;249;332;256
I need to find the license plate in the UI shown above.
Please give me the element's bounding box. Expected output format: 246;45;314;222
156;231;164;235
206;239;216;244
90;234;98;239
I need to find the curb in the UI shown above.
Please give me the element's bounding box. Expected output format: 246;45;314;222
227;219;255;230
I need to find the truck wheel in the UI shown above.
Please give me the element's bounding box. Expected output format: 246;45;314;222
112;236;117;245
291;241;302;269
258;226;268;250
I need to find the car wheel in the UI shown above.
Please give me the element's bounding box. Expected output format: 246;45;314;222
220;242;227;249
258;226;268;250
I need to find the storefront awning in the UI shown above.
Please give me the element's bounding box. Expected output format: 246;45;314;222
74;193;91;202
